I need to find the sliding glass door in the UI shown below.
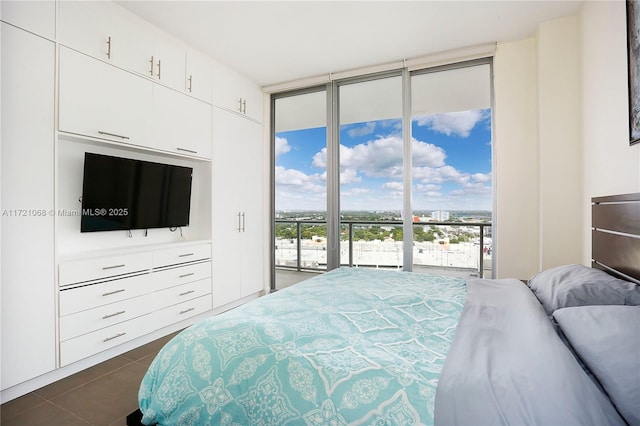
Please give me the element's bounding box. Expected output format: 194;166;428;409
272;88;327;288
410;62;493;277
336;74;404;268
271;59;494;287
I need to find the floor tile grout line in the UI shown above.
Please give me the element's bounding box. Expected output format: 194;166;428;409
33;357;140;402
0;396;50;423
47;398;94;425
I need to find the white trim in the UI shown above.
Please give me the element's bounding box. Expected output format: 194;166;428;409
262;43;496;94
406;43;497;71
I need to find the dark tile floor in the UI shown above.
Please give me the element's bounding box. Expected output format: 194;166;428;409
0;331;180;426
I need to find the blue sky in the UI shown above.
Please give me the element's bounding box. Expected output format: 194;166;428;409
275;108;492;212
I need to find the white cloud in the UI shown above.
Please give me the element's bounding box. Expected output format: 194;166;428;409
275;136;291;159
381;181;403;191
471;172;492;183
415;109;487;138
275;166;324;193
414;165;469;185
412;139;447;168
281;129;491;211
313;136;446;181
347;122;376;138
340;168;361;185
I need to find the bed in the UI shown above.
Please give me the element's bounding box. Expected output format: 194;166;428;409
135;194;640;426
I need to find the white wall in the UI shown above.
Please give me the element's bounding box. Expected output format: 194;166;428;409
493;38;540;279
580;1;640;263
493;5;640;279
537;15;582;270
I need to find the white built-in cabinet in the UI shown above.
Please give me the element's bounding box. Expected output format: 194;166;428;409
1;0;266;401
1;22;56;389
58;46;153;146
213;62;264;123
58;47;212;159
152;84;212;158
58;243;212;366
186;48;214;102
58;0;211;102
212;107;265;307
0;0;56;39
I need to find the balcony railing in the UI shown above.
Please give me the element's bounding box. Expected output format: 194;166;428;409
275;219;492;278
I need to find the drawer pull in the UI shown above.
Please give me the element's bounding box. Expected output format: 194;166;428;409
97;131;130;140
179;290;195;297
178;253;195;258
102;264;125;270
179;307;195;315
177;147;198;154
179;272;195;279
103;332;126;342
102;289;125;297
102;310;126;320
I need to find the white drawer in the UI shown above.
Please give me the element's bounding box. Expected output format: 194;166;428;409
59;272;154;316
152;261;211;291
153;278;212;311
59;293;155;341
60;313;156;366
153;243;211;268
59;252;152;286
153;294;212;330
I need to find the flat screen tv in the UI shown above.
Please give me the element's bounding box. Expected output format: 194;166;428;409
80;153;193;232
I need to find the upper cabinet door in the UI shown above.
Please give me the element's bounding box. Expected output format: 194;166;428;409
186;49;213;103
58;47;153;147
152;85;212;159
58;1;117;61
0;0;55;39
212;61;263;123
109;10;156;79
152;33;187;91
59;1;187;93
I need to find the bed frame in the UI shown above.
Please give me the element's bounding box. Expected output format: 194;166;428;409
592;193;640;284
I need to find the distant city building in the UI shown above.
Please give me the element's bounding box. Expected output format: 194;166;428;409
431;210;450;221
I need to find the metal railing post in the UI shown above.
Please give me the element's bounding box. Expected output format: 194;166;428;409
349;223;354;267
296;221;302;271
479;224;484;278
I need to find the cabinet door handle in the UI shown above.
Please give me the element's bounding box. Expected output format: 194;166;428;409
179;272;195;279
102;310;126;320
97;131;130;140
242;212;246;232
179;307;195;315
156;59;161;79
179;290;195;296
238;97;243;113
102;263;125;270
149;55;154;76
242;99;247;114
102;289;125;297
103;332;126;342
237;212;242;232
178;253;194;258
187;75;193;92
106;36;111;60
177;147;197;154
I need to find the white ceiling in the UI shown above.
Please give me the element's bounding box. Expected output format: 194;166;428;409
116;1;584;88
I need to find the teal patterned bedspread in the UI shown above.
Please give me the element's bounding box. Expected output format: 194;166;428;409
139;267;466;426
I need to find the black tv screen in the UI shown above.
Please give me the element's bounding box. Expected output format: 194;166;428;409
81;153;193;232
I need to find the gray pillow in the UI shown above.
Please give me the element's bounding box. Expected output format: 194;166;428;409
528;264;640;315
554;306;640;426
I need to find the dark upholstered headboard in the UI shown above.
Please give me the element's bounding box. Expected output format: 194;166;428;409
592;193;640;284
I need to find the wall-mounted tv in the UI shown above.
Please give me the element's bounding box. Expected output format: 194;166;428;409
80;153;193;232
